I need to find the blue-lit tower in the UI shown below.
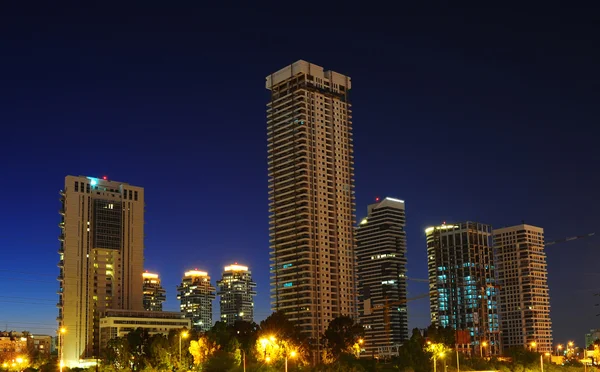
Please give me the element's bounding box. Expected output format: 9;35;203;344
425;222;500;356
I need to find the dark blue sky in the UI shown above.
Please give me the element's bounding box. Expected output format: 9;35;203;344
1;4;599;345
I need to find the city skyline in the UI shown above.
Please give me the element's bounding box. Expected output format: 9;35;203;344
1;3;599;348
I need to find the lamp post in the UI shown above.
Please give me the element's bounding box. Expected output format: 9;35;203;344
285;350;297;372
241;348;246;372
59;327;66;372
179;330;188;366
530;341;537;352
480;341;487;358
540;354;544;372
557;344;563;356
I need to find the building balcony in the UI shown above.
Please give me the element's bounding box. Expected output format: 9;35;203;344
59;208;65;216
57;261;64;268
58;234;65;242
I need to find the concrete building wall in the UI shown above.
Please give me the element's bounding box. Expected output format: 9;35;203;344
177;270;215;332
356;197;408;357
267;60;357;356
99;310;190;351
217;264;257;324
59;176;144;367
493;224;553;353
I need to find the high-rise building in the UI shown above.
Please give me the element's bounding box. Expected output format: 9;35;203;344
216;264;257;324
493;224;552;353
266;60;357;351
58;176;144;367
177;270;216;332
426;222;500;356
142;271;166;312
356;197;408;357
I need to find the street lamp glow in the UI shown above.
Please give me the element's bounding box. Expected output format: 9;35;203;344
260;338;269;348
290;350;297;358
531;341;537;348
568;341;574;347
182;331;189;338
558;344;563;350
545;352;551;356
358;338;364;344
60;327;66;334
482;341;488;347
16;357;23;363
266;356;271;363
269;335;276;342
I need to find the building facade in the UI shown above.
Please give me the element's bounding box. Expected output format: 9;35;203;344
493;224;553;353
426;222;500;355
99;310;190;351
177;270;216;332
356;197;408;357
267;60;357;352
143;271;167;312
58;176;144;367
217;264;257;324
585;329;600;348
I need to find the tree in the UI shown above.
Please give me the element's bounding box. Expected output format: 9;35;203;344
103;337;131;370
189;336;218;366
259;311;305;344
323;315;365;360
203;350;237;372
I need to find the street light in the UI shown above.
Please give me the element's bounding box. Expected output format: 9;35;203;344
557;344;563;356
285;350;297;372
531;341;537;352
179;330;189;365
59;327;66;372
480;341;488;358
433;351;444;372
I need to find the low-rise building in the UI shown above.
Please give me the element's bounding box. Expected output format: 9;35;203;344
99;310;191;350
0;332;28;362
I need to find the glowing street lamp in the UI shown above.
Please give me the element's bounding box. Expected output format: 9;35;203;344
481;341;488;358
59;327;67;372
179;330;189;365
285;350;297;372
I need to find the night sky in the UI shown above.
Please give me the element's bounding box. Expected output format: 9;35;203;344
1;4;599;345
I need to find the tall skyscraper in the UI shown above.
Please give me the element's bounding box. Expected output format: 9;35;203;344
177;270;216;332
216;264;257;324
58;176;144;367
142;271;166;312
266;60;357;351
426;222;500;355
493;224;553;353
356;197;408;357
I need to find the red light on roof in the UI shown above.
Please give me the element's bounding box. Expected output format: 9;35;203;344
375;197;380;202
195;268;198;270
102;176;107;180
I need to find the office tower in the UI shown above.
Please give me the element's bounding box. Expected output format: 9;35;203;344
177;270;216;332
216;264;257;324
266;60;357;351
58;176;144;367
426;222;500;356
356;197;408;357
493;224;552;352
142;271;167;312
